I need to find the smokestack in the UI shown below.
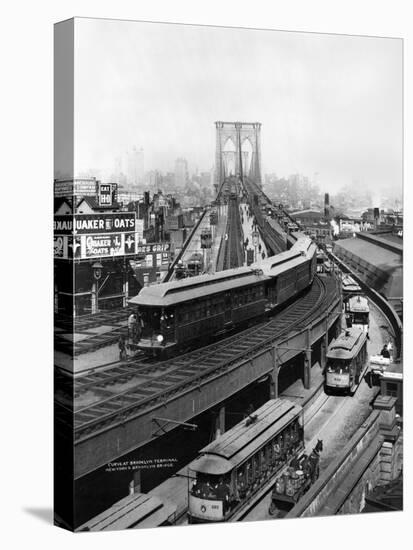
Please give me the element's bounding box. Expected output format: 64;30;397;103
374;207;380;229
324;193;330;219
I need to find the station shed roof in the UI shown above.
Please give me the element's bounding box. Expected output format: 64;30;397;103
334;237;401;268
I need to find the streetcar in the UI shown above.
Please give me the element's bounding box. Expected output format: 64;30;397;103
341;274;362;302
187;399;304;523
325;328;368;394
129;236;316;355
346;295;369;334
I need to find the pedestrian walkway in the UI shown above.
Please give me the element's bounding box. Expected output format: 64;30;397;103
239;202;268;264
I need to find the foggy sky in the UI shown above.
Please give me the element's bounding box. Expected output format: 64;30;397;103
74;18;402;194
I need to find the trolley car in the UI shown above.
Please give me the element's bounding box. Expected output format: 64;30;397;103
187;399;304;523
342;274;362;302
346;295;369;334
325;328;368;394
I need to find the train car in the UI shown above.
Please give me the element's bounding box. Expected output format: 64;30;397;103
342;274;362;303
325;328;368;394
129;267;269;353
258;237;317;308
347;295;369;334
187;400;304;523
129;236;317;355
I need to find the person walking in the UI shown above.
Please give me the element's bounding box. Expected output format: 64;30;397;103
128;313;137;341
118;335;127;361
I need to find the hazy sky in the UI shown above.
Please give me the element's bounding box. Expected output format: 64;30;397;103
74;18;402;194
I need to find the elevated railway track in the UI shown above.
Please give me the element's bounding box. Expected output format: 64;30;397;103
217;196;244;270
55;274;341;478
55;307;134;356
242;177;291;253
58;275;327;399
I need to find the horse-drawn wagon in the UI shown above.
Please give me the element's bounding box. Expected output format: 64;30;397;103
269;439;323;516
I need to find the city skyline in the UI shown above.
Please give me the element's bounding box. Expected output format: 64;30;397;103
74;18;402;196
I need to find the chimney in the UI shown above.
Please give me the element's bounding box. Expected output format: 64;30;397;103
324;193;330;219
374;207;380;229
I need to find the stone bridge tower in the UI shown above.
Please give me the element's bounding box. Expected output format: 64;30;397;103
214;121;262;188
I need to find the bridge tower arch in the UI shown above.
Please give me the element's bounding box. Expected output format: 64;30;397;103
215;121;262;189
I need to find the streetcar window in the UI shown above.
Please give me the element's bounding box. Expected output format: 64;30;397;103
140;307;161;334
352;312;369;324
327;359;349;373
191;473;230;501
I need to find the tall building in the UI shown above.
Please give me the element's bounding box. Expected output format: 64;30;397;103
174;157;188;189
145;170;163;193
126;146;144;186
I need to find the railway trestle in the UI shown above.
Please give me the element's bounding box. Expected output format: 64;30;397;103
70;279;341;479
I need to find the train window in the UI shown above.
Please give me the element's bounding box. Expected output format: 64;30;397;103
385;382;398;397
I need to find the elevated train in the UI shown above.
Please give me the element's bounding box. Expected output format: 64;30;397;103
128;236;317;355
187;399;304;523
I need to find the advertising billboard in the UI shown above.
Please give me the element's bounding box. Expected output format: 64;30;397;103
54;212;136;235
98;183;113;207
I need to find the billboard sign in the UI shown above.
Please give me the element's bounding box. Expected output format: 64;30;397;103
84;234;123;258
98;183;113;207
54;236;67;258
54;178;97;198
54;212;136;235
80;233;136;259
137;243;171;254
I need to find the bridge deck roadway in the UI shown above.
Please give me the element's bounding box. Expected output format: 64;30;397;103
58;275;341;479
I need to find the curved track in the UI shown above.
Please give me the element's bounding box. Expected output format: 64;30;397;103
63;275;338;442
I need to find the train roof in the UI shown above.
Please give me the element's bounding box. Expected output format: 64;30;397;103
342;274;361;291
129;266;268;307
255;236;315;276
189;400;302;475
348;295;369;312
327;328;367;360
